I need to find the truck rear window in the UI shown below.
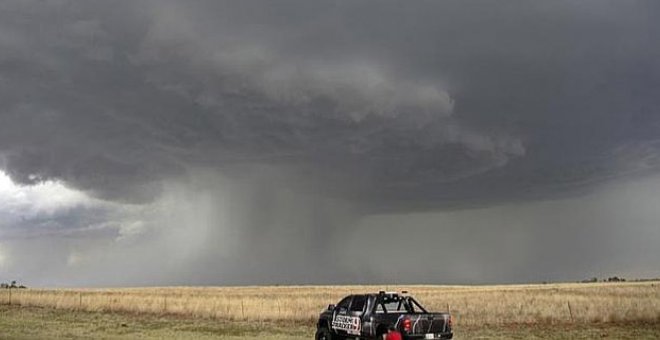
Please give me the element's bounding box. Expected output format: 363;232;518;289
376;296;410;313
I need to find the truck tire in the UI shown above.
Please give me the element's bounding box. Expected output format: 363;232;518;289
315;327;333;340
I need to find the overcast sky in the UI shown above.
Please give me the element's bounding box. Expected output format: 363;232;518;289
1;0;659;287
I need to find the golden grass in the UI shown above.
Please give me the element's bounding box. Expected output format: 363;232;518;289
1;282;658;326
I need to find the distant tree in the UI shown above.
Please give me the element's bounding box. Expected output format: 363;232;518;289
607;276;625;282
1;281;26;289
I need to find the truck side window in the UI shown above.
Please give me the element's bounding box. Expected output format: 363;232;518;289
337;296;352;311
349;295;366;313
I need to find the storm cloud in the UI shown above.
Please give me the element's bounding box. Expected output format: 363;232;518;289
0;0;659;286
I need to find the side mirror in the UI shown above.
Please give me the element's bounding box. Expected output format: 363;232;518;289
327;304;336;311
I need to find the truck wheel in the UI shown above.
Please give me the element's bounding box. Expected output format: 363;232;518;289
315;327;333;340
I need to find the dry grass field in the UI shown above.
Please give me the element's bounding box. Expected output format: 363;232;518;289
1;282;658;327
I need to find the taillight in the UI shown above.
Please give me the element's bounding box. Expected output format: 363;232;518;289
448;315;453;329
402;318;412;332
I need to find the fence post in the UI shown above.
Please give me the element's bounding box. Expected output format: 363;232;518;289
465;301;468;325
567;301;574;322
8;288;11;306
259;300;263;323
241;299;245;320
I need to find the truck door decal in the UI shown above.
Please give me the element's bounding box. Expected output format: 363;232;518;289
331;315;362;335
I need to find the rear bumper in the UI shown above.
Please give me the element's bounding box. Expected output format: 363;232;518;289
405;333;453;340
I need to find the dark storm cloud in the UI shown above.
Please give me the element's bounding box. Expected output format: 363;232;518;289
1;1;658;210
1;1;660;285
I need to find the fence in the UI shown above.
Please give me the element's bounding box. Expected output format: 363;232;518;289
1;282;658;325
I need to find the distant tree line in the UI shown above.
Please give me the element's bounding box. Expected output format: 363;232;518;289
0;280;26;289
580;276;625;283
578;276;660;283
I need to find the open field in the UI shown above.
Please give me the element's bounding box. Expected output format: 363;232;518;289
0;305;309;340
1;305;659;339
1;282;658;326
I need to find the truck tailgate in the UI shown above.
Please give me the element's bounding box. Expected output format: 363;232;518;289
405;313;451;334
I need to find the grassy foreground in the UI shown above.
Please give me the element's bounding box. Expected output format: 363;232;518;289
1;305;659;339
0;305;308;340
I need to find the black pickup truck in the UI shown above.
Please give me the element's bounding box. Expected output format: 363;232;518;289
316;291;453;340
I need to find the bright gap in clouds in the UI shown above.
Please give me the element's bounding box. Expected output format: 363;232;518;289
0;169;243;287
0;170;155;284
0;171;93;216
0;170;93;274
